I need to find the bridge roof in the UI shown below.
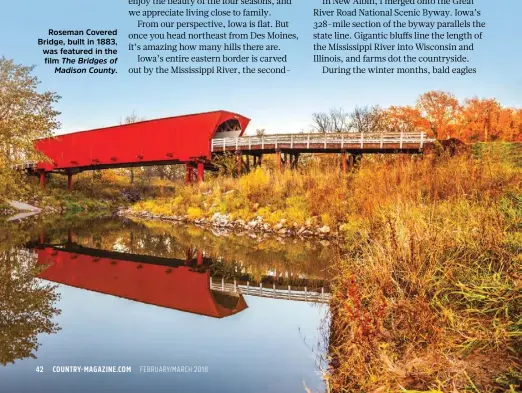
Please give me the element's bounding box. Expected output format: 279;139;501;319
39;110;250;139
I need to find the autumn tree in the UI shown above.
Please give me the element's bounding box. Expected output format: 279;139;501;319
0;57;60;199
416;91;460;139
513;109;522;142
457;98;522;142
385;105;429;133
495;107;520;142
458;98;499;141
314;92;520;143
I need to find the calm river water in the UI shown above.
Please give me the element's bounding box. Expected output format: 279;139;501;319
0;217;332;393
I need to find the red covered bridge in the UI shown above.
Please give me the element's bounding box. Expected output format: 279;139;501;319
32;110;433;189
34;110;250;188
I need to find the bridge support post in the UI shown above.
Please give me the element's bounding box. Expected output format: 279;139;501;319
39;172;46;190
236;152;242;177
276;150;282;171
253;155;263;168
197;162;204;183
341;151;348;173
286;153;298;170
185;163;194;184
353;154;362;168
347;154;355;170
292;153;300;170
67;173;73;191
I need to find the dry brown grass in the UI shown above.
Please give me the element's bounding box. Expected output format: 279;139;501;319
326;146;521;393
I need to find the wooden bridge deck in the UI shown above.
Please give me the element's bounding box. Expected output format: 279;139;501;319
212;132;433;154
210;278;331;304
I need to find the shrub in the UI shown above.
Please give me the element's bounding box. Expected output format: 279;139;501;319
187;207;204;220
239;167;271;203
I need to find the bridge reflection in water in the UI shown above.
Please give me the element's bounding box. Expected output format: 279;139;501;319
33;242;249;319
30;226;330;319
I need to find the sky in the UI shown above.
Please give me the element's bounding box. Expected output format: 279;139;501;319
1;0;521;135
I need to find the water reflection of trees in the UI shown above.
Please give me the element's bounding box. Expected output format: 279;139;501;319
44;218;334;287
0;224;61;365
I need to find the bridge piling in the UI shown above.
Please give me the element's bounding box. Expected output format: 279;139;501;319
236;152;242;177
276;150;282;171
348;154;355;170
197;162;204;183
291;153;300;170
185;163;194;184
67;173;73;191
39;172;46;190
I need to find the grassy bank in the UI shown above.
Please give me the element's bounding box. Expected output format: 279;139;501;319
129;143;521;391
131;144;520;231
0;171;130;217
325;144;521;392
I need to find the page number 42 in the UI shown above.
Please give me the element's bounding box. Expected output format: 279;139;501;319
36;366;44;373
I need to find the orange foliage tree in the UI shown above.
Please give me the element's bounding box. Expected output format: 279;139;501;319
383;91;521;142
416;91;460;139
385;105;429;134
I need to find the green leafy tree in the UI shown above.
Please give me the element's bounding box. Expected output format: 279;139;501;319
0;57;61;199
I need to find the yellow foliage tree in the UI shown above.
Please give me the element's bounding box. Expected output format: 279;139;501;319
0;57;60;199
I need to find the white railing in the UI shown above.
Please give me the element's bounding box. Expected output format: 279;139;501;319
212;132;432;152
210;277;331;304
13;162;38;170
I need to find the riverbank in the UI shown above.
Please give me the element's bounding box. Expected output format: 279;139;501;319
127;143;521;391
0;172;129;219
118;208;337;239
127;144;520;236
